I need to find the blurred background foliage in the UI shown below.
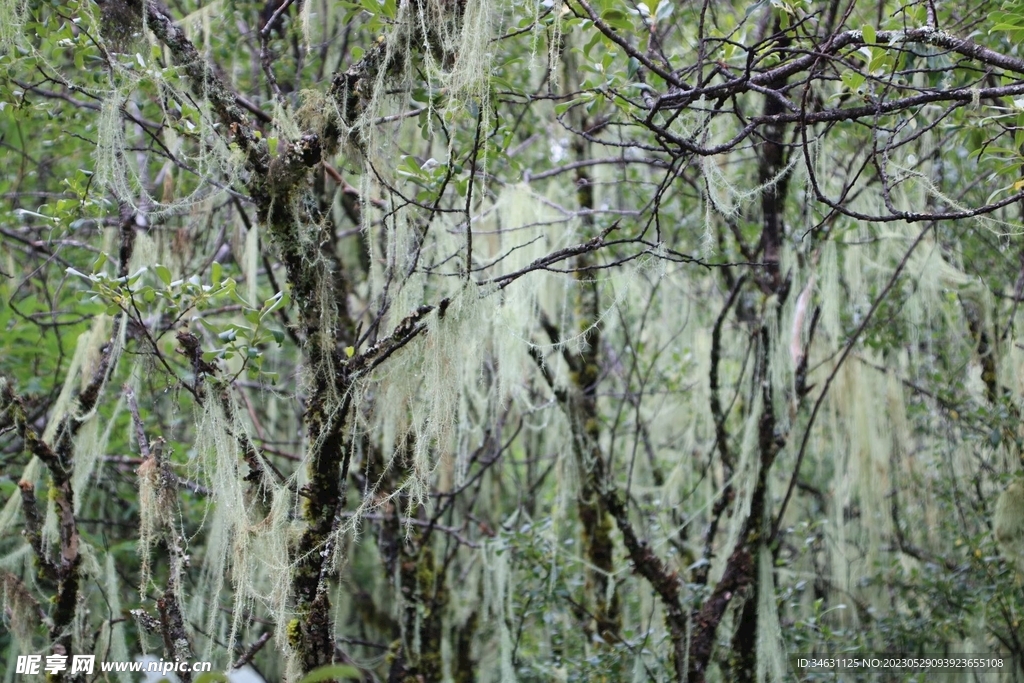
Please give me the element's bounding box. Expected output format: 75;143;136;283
4;0;1024;681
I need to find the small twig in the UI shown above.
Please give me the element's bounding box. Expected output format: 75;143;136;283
464;105;484;281
337;636;390;650
124;385;152;460
343;512;480;548
232;632;271;670
569;0;685;90
771;222;936;544
260;0;297;39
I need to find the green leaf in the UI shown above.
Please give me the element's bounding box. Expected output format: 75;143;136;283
655;0;673;22
841;70;865;91
155;265;172;286
297;664;362;683
260;291;287;319
862;24;875;45
627;56;640;79
555;98;584;115
126;267;147;286
194;674;230;683
600;9;631;30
